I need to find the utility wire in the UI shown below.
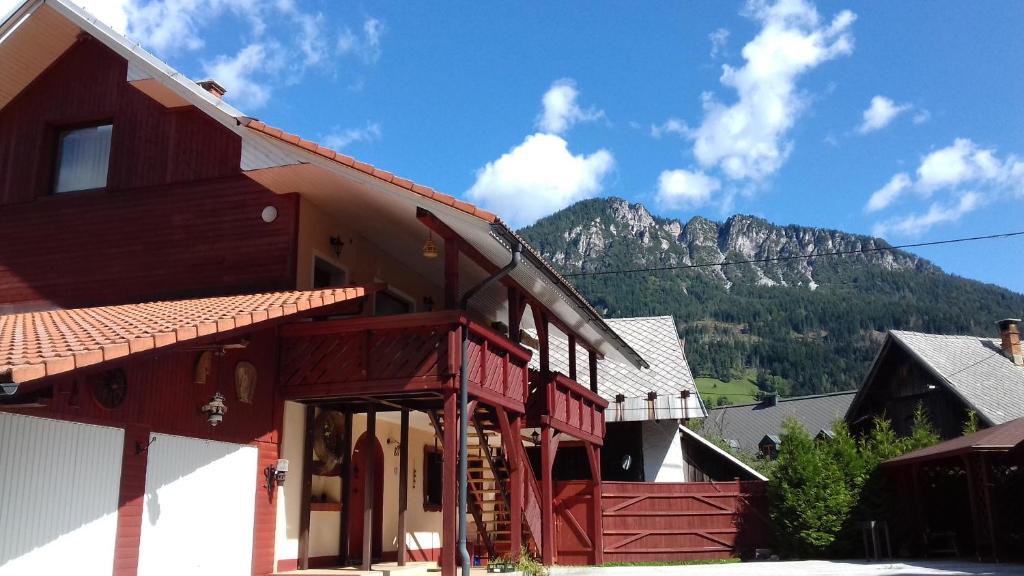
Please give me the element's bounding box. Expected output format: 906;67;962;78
563;230;1024;278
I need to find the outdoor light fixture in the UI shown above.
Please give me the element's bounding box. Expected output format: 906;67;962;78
422;232;439;259
531;430;540;446
200;392;227;427
621;454;632;471
329;235;345;258
264;459;289;496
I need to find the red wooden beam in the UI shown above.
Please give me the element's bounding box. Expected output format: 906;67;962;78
298;405;315;569
363;406;377;571
588;350;598;394
540;425;556;565
586;443;604;565
340;409;354;565
568;335;577;381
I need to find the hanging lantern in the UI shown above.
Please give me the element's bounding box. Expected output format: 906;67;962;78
201;392;228;427
422;231;439;259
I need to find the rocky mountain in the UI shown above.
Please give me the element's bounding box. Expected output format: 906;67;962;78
520;198;1024;397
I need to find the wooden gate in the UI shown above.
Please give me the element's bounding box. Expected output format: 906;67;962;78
554;480;770;565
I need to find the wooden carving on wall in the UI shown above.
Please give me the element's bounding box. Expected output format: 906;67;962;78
194;351;213;385
235;361;257;404
313;410;346;475
91;368;128;409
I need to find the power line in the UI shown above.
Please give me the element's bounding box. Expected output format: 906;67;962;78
563;230;1024;278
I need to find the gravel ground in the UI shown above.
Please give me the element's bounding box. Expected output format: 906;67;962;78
551;560;1023;576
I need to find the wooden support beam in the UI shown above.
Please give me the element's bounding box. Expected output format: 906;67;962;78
588;350;598;394
340;408;354;566
586;443;604;565
533;308;549;376
568;334;577;381
441;393;458;576
398;409;410;566
445;237;460;309
508;287;524;344
540;424;555;565
298;405;315;569
363;406;376;571
509;414;524;558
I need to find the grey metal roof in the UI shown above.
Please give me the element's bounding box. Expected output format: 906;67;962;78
526;316;706;421
886;331;1024;425
701;391;856;454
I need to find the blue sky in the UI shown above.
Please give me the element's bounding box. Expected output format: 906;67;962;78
7;0;1021;291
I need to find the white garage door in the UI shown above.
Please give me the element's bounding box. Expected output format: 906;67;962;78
138;433;258;576
0;412;124;575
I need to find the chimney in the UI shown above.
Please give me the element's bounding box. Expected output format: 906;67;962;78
998;318;1022;366
197;79;226;99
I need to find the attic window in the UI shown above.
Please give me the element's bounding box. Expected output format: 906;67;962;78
54;124;112;193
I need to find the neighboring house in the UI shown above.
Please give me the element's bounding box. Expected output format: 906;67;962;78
702;391;856;457
528;316;707;482
0;2;649;574
846;319;1024;440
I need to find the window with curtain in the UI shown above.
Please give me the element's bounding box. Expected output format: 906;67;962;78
54;124;112;193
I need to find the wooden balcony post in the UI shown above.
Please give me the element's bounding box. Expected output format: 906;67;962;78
398;409;409;565
510;414;524;559
508;288;522;344
340;408;354;565
586;443;603;565
298;404;315;569
363;406;376;571
441;392;458;575
445;238;460;309
568;335;577;381
588;350;598;394
540;424;554;565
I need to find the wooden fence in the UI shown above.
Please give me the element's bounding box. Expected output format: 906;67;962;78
553;480;771;565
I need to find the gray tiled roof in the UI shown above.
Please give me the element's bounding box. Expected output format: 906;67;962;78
887;331;1024;425
527;316;705;421
701;391;856;454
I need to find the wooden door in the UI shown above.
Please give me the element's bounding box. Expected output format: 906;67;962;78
348;432;384;562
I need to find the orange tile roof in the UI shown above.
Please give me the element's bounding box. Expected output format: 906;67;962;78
245;119;499;224
0;287;369;386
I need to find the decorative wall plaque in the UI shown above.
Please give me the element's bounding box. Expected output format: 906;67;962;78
235;361;257;403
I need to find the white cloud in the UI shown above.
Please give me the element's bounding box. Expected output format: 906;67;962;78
656;169;721;210
466;133;614;228
867;138;1024;236
650;118;690;139
537;79;604;135
865;172;911;212
858;95;911;134
201;43;284;109
912;109;931;124
690;0;856;181
872;192;983;237
709;28;730;59
337;17;384;64
322;122;382;150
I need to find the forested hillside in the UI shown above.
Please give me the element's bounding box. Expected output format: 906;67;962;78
519;198;1024;398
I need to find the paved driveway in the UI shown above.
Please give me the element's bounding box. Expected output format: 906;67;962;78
552;560;1023;576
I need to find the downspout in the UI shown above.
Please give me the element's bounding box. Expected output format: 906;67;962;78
457;243;522;576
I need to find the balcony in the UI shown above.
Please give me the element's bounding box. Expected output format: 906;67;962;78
277;311;531;412
527;372;608;445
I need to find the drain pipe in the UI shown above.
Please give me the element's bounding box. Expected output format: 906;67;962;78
457;243;522;576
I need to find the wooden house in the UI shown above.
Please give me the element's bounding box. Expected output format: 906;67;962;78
0;1;650;574
846;321;1024;440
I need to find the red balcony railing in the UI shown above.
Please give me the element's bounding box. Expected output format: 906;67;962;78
278;311;531;411
527;371;608;445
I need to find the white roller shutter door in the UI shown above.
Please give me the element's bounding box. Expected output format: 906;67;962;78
0;412;124;575
137;433;257;576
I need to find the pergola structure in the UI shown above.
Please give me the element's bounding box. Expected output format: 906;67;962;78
883;418;1024;561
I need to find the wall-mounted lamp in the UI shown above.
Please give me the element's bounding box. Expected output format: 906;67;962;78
422;232;439;259
200;392;228;427
531;430;540;446
329;236;345;258
264;458;289;496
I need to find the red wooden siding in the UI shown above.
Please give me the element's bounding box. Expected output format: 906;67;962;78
554;481;772;564
0;37;240;203
112;424;150;576
0;36;297;311
252;440;280;576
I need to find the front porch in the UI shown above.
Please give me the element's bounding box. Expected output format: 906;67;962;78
275;310;608;575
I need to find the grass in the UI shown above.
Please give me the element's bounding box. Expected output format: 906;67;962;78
602;558;741;567
695;368;759;407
